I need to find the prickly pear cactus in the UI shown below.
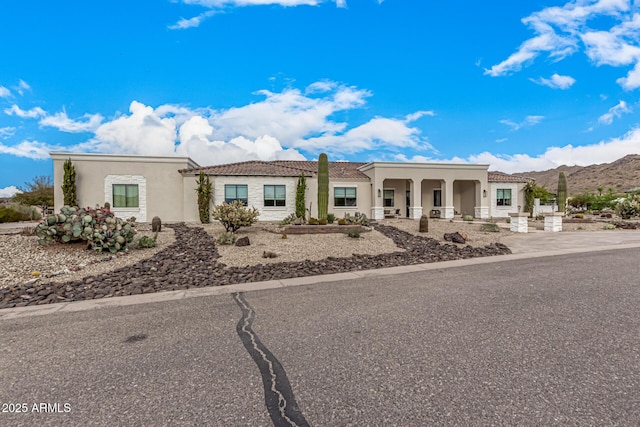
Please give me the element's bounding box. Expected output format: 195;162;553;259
35;205;136;253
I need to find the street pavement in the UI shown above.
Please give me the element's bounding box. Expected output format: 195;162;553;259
1;232;639;426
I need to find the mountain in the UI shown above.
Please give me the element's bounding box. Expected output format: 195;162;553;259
512;154;640;195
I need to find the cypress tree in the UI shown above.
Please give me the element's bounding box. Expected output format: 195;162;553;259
317;153;329;220
62;158;77;206
295;173;306;219
195;172;212;223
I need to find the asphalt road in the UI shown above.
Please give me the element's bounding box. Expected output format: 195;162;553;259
1;248;639;426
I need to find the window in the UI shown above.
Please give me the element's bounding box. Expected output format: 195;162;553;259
433;189;442;207
264;185;286;207
383;190;394;207
497;189;512;206
334;187;357;207
225;184;248;204
112;184;139;208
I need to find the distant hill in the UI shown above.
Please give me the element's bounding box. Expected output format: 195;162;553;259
511;154;640;195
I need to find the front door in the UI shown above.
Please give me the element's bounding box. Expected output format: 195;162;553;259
406;190;410;218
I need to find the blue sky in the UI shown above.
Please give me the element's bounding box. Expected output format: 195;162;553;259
2;0;640;196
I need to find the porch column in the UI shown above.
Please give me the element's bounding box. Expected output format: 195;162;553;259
441;179;455;219
371;176;385;220
409;179;422;219
474;181;490;219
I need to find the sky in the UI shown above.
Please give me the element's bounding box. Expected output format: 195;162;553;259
2;0;640;197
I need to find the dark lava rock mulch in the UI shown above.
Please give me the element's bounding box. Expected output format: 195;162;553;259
0;223;511;309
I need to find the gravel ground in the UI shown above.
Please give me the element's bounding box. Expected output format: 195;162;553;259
0;217;627;288
0;224;175;287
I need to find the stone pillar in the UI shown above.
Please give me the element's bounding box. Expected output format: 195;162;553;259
371;206;384;220
509;212;529;233
544;213;563;232
475;206;490;219
410;180;423;219
409;206;423;219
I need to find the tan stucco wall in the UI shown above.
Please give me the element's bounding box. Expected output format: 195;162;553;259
51;153;197;222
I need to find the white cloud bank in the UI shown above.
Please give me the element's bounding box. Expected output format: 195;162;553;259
486;0;640;89
0;81;432;166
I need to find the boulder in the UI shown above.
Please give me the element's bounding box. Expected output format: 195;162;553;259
444;232;466;244
235;236;250;246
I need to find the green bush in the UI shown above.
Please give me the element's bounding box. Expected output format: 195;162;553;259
337;218;347;225
327;213;335;224
216;232;237;245
279;213;297;226
211;200;259;233
480;222;500;232
308;217;319;225
347;228;360;238
603;223;615;230
463;215;473;221
318;217;327;225
137;232;158;248
0;204;41;223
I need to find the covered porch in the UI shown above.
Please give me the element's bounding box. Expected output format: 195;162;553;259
358;162;491;221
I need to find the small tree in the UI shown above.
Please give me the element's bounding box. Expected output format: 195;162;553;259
13;175;54;216
211;200;259;233
295;173;307;219
62;158;77;206
195;172;212;224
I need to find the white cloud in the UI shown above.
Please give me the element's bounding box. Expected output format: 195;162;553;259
170;0;368;29
486;0;640;89
4;104;46;118
0;186;22;198
39;111;104;133
598;100;631;124
0;86;11;98
0;127;16;139
469;127;640;173
168;10;216;30
16;79;31;95
0;140;64;160
499;115;544;131
531;73;576;89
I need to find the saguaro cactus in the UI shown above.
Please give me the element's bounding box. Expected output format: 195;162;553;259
62;158;77;206
317;153;329;220
195;172;212;224
557;172;567;213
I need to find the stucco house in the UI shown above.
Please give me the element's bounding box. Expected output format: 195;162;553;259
51;152;529;222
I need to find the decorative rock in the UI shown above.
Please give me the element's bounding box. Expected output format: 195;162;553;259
235;236;250;247
443;232;466;244
152;216;162;232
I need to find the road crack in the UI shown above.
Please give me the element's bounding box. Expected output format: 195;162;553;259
233;292;310;427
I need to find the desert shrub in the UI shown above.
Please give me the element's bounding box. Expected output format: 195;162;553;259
343;212;370;226
573;213;584;219
281;233;287;239
480;222;500;232
463;215;473;221
0;205;30;223
308;217;319;225
615;198;639;219
262;250;278;258
279;213;297;226
327;213;335;224
212;200;259;233
347;228;360;238
603;223;615;230
318;217;327;225
137;232;158;248
337;218;347;225
217;232;237;245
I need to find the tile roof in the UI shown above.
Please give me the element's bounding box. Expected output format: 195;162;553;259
180;160;370;180
488;172;533;183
